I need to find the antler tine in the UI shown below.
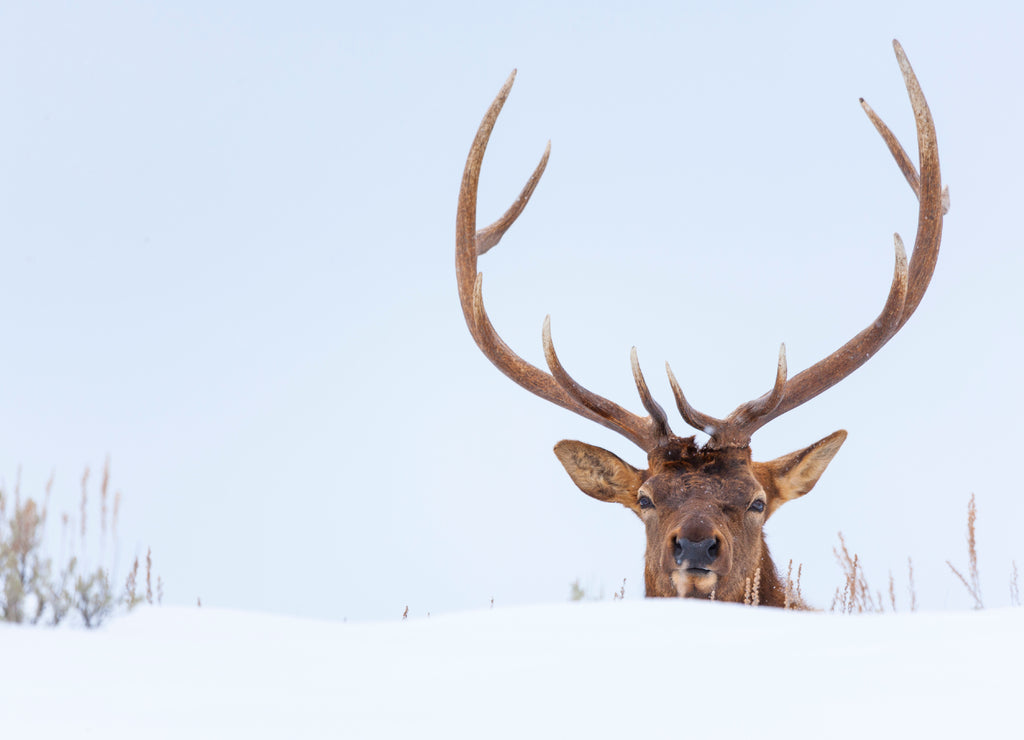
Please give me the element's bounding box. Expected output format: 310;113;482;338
540;317;666;449
630;348;673;444
457;72;665;452
476;142;551;256
729;344;789;423
859;98;920;201
860;97;950;216
666;362;723;438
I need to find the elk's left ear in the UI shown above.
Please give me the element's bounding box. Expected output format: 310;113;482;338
753;430;847;517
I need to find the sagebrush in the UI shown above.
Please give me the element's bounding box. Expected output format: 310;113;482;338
0;461;158;628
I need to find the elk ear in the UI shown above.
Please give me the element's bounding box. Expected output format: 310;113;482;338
755;430;847;517
553;440;644;508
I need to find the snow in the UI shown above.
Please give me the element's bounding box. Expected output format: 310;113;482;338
3;602;1019;738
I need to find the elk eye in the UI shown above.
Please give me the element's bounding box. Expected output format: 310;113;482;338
638;495;654;510
748;499;766;513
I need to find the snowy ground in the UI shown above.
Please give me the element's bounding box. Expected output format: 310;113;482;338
2;602;1018;738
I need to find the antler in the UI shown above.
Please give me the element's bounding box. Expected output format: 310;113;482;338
457;40;946;454
456;71;672;451
665;39;947;449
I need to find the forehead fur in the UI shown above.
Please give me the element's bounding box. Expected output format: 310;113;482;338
646;436;753;475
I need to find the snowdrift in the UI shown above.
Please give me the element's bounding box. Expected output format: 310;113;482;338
3;601;1018;738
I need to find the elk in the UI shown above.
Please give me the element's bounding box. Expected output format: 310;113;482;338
455;41;947;607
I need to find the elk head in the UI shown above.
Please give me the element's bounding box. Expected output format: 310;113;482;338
455;41;947;606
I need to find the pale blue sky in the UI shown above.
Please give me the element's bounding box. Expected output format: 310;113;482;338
1;1;1021;619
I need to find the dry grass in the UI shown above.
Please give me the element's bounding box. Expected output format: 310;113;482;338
826;494;1022;614
613;578;626;601
827;537;921;614
909;556;917;610
743;567;762;607
830;532;886;614
782;559;804;610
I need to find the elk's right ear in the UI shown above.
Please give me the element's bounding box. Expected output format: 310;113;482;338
553;440;644;508
755;429;847;517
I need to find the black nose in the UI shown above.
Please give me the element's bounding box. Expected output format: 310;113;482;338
674;537;719;568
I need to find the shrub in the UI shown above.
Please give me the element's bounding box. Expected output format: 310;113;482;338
0;461;158;628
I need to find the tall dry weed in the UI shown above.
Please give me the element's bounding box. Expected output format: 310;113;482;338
946;493;983;609
906;557;917;612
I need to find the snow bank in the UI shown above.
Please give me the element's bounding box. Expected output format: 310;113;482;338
2;602;1018;738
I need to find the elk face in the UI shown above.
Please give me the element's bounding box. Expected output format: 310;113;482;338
554;431;846;601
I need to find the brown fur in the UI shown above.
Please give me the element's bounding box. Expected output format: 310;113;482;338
555;431;845;607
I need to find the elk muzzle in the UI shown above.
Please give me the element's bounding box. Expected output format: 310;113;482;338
666;523;728;598
673;536;719;570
